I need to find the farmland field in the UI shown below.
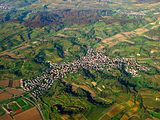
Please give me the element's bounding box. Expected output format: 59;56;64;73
8;102;20;111
14;107;42;120
0;92;12;101
0;0;160;120
0;107;5;116
16;98;27;108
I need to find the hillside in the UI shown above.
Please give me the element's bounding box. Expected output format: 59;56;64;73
0;0;160;120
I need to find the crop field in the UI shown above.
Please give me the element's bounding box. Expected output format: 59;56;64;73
0;92;12;101
0;80;9;87
0;93;34;119
106;104;125;118
8;102;21;111
0;107;5;116
13;107;42;120
16;98;27;107
84;105;108;120
12;80;21;88
139;89;160;109
5;88;24;96
0;114;12;120
0;0;160;120
102;33;135;48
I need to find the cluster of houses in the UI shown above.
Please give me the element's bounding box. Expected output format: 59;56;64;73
22;72;53;96
22;48;149;97
124;58;149;76
0;3;12;10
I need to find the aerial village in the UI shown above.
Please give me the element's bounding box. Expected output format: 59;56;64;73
22;48;149;97
0;3;12;10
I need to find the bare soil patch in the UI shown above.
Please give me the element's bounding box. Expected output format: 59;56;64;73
13;107;42;120
134;28;149;35
63;28;79;31
0;92;12;101
0;80;9;87
102;34;135;48
0;114;12;120
5;88;24;96
99;21;159;49
146;75;160;86
12;80;21;88
106;104;125;117
133;4;145;7
96;45;105;50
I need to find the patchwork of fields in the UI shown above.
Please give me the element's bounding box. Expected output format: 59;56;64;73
0;0;160;120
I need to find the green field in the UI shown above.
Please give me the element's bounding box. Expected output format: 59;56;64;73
16;98;27;107
0;107;5;116
9;103;20;111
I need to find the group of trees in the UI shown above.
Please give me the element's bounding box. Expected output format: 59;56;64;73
34;50;46;64
54;43;64;58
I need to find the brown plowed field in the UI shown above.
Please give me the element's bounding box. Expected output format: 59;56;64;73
102;33;135;48
14;107;42;120
5;88;24;96
106;104;125;118
12;80;20;88
0;114;12;120
0;92;12;101
0;80;9;87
